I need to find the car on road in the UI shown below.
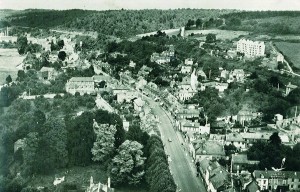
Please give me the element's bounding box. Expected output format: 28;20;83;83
168;138;172;142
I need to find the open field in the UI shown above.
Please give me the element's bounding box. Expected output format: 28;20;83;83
0;48;25;84
274;42;300;69
185;29;250;40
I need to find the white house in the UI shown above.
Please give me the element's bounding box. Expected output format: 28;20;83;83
133;97;145;112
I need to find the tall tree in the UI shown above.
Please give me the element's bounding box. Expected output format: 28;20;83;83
91;122;117;162
6;75;12;84
110;140;146;186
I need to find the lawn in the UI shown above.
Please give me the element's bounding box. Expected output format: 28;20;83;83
275;42;300;70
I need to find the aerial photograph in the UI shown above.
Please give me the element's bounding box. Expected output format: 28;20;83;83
0;0;300;191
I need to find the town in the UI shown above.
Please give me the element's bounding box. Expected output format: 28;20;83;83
0;4;300;192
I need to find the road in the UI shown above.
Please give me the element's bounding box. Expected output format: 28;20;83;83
145;97;207;192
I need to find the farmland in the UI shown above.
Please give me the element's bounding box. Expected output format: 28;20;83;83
275;42;300;70
0;48;25;84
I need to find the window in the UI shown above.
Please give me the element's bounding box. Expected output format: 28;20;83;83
291;184;293;189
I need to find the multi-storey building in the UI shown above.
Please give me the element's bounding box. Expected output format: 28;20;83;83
254;170;300;191
237;39;265;57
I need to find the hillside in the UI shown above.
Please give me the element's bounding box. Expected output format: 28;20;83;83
1;9;235;37
221;11;300;34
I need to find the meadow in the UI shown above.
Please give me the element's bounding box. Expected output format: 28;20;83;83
275;42;300;69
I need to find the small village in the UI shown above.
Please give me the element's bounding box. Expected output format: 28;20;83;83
1;7;300;192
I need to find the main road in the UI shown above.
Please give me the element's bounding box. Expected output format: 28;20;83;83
145;97;207;192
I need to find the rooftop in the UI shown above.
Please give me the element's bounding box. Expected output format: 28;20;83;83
226;133;244;142
194;140;225;156
69;77;94;82
40;67;55;72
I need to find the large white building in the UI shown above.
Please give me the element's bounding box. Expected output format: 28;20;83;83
237;39;265;57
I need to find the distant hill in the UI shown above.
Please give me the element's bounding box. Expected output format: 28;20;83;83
1;9;300;37
0;9;236;37
221;11;300;35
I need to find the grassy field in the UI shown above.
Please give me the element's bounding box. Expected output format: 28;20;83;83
275;42;300;69
185;29;250;40
0;48;25;84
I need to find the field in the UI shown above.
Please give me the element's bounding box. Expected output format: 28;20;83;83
275;42;300;69
185;29;250;40
0;48;25;84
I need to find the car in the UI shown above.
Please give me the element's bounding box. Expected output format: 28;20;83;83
168;138;172;142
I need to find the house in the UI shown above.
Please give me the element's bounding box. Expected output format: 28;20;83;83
231;154;259;174
135;78;147;91
285;82;297;95
117;91;138;103
253;170;300;191
215;83;229;92
209;134;226;144
221;70;229;79
197;69;207;80
276;114;300;129
176;107;200;119
39;67;57;80
123;120;129;132
178;121;210;135
65;77;95;95
14;138;26;153
129;60;136;68
241;132;290;147
229;69;245;83
199;158;231;192
190;140;225;161
150;52;171;64
236;39;265;57
225;133;246;150
93;75;113;89
185;58;193;65
237;110;262;126
181;65;192;74
244;180;260;192
277;53;284;63
120;71;135;85
133;97;144;112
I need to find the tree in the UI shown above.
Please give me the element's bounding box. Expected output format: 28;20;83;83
57;39;64;49
17;36;28;55
196;18;202;29
206;33;216;43
66;111;96;166
22;132;39;175
286;88;300;105
6;75;12;84
110;140;146;186
91;122;117;162
17;70;26;82
58;51;67;61
269;132;281;146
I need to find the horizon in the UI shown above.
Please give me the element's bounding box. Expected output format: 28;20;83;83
1;0;300;11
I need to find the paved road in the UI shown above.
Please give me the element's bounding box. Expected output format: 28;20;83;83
146;98;207;192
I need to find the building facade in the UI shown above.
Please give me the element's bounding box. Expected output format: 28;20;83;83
237;39;265;57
